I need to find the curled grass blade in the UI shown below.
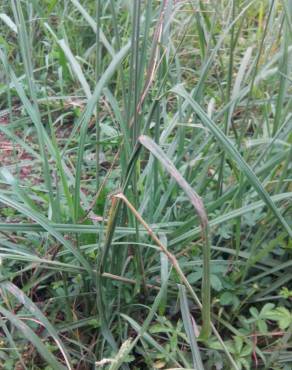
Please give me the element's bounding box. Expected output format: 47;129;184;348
138;135;211;339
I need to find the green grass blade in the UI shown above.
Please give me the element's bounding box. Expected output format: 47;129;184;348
0;305;66;370
71;41;130;219
0;281;73;370
0;12;17;33
179;285;204;370
172;85;292;238
137;136;211;339
0;193;92;274
70;0;115;57
45;23;92;99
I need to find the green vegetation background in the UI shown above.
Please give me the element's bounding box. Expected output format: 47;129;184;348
0;0;291;369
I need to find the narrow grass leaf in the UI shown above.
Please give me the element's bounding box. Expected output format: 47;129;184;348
172;85;292;238
0;193;92;274
70;0;115;56
0;13;17;33
0;281;73;370
179;285;204;370
120;314;180;367
138;135;211;339
0;305;66;370
73;41;130;218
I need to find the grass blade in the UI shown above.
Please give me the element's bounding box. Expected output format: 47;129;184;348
138;135;211;339
172;84;292;238
0;305;66;370
0;193;92;274
179;285;204;370
0;281;73;370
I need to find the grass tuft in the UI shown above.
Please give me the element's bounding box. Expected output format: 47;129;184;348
0;1;291;369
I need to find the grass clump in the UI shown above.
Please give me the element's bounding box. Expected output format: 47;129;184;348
0;1;291;369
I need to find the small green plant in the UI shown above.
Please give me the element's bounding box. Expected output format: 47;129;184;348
279;287;292;299
209;336;253;370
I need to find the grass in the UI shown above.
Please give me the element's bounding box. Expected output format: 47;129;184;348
0;0;291;369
